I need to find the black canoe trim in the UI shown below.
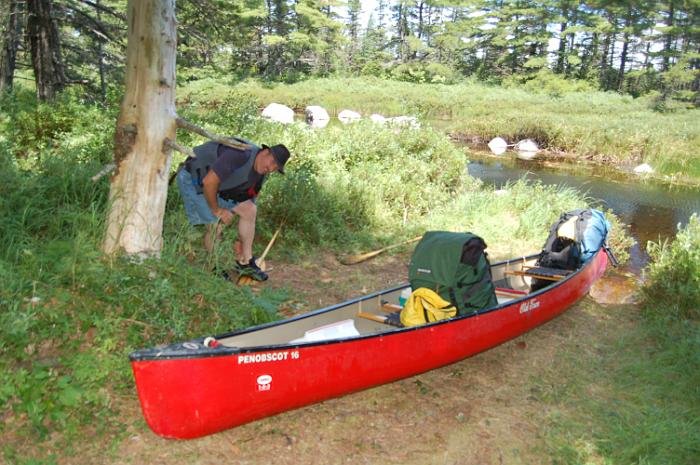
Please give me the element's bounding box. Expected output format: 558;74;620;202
129;252;594;362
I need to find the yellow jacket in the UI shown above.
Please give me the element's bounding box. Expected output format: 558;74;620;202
400;287;457;327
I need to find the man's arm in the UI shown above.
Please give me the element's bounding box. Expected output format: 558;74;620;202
202;170;234;225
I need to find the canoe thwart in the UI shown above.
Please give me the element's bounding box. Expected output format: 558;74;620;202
379;301;403;312
357;311;402;327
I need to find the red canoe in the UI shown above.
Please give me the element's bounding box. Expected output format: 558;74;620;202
130;249;608;439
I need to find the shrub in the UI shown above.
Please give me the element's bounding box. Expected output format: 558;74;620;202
642;213;700;321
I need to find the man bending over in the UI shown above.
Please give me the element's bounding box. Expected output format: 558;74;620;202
177;137;290;281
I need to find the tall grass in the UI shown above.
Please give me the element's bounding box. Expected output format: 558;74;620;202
202;76;700;183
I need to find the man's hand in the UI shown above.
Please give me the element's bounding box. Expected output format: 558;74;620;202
215;207;234;225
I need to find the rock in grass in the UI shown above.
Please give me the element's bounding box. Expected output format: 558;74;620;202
305;105;330;128
338;109;361;124
633;163;654;174
262;103;295;124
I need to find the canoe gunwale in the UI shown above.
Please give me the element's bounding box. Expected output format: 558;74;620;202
127;251;589;362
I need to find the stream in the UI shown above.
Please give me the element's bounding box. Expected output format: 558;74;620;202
466;153;700;273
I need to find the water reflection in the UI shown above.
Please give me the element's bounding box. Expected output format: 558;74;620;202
467;155;700;270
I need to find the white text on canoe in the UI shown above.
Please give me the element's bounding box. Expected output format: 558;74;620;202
238;350;300;364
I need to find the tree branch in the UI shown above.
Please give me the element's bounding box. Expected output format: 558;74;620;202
175;117;249;150
69;0;127;22
91;163;115;182
163;137;196;158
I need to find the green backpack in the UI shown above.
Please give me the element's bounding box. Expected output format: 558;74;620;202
408;231;497;315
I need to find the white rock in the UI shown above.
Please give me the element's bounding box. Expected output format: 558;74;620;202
514;139;539;160
262;103;295;124
488;137;508;155
305;105;330;128
369;113;387;124
633;163;654;174
338;109;361;124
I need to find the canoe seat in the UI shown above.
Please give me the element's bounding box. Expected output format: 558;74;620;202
506;266;573;282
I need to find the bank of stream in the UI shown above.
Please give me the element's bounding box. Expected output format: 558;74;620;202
464;150;700;273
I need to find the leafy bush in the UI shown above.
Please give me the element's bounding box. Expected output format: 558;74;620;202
251;119;471;252
514;70;595;97
642;213;700;321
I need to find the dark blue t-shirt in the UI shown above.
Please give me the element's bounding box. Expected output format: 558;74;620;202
212;145;262;192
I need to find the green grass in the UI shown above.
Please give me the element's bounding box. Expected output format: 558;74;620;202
540;216;700;465
189;76;700;184
0;79;647;463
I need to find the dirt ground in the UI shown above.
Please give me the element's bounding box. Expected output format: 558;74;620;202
55;251;639;465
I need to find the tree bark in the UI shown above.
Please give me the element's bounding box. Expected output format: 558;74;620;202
26;0;67;100
95;0;107;101
662;1;675;71
0;0;22;92
102;0;177;257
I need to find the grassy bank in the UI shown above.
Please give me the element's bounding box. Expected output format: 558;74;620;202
194;76;700;184
0;83;642;464
540;215;700;464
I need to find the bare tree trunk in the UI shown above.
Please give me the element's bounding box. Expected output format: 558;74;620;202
0;0;22;92
103;0;177;257
26;0;66;100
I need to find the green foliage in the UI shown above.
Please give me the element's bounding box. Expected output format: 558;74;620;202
642;214;700;321
252;118;471;252
511;70;595;97
0;88;116;165
390;61;458;84
542;221;700;465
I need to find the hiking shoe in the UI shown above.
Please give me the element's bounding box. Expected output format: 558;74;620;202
234;256;268;281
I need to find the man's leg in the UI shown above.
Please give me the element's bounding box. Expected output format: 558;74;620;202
232;200;257;264
231;200;268;281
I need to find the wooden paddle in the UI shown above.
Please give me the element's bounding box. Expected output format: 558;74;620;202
237;224;283;286
255;224;282;272
338;236;422;265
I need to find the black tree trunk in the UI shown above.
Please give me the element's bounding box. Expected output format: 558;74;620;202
0;0;22;92
26;0;66;100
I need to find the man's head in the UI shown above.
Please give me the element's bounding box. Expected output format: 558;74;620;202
256;144;290;175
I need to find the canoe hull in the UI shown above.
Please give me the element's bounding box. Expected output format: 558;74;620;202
131;250;607;439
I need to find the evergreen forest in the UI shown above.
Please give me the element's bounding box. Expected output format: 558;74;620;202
1;0;698;104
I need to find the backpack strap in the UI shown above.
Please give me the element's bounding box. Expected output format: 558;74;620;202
455;271;492;312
